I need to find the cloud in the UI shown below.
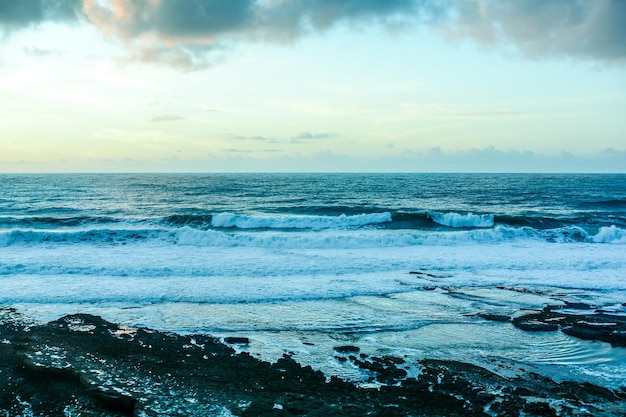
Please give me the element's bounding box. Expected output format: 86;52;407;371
446;0;626;63
4;147;626;173
229;132;336;144
290;132;336;143
229;134;279;143
3;1;626;68
76;0;442;69
292;132;336;140
222;148;252;154
151;114;183;122
0;0;80;28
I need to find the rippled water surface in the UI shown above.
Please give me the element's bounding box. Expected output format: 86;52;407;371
1;173;625;387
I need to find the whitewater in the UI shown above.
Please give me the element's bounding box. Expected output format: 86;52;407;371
1;173;625;388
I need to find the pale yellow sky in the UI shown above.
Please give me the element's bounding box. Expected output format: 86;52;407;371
1;0;625;172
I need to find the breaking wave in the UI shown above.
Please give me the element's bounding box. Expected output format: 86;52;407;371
428;212;494;228
210;212;393;229
175;226;626;249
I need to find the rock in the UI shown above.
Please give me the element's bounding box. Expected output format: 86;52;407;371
512;306;626;347
512;316;559;331
562;325;626;347
334;345;360;353
224;336;250;345
479;313;511;322
1;312;625;416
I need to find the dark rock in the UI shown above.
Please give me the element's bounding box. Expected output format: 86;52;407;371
564;301;596;310
334;345;360;353
224;336;250;345
88;388;137;414
513;316;559;331
512;306;626;347
1;311;625;416
479;313;511;322
563;326;626;347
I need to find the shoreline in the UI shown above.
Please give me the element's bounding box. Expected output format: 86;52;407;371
2;307;625;416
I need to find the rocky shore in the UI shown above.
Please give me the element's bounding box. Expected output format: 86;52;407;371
1;306;626;416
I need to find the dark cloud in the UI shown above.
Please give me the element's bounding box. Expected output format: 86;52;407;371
151;115;184;122
0;0;43;26
3;0;626;68
0;0;80;28
77;0;442;69
447;0;626;63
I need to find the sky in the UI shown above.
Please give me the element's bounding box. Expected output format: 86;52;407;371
0;0;625;173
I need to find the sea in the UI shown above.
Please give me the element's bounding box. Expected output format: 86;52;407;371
1;173;626;388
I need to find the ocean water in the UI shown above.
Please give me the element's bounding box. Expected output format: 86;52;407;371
1;173;626;387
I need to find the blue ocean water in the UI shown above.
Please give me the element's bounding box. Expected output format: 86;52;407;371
1;173;626;387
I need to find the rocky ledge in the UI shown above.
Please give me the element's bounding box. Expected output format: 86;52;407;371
507;301;626;347
1;308;625;416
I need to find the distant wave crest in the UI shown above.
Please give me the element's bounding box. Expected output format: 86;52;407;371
210;212;393;229
428;212;495;228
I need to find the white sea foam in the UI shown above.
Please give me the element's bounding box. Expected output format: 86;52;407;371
210;212;392;229
2;224;623;249
429;212;495;228
591;226;626;244
176;227;525;249
175;225;600;249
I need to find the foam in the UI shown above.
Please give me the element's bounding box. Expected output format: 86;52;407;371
2;223;623;250
175;225;600;249
591;226;626;244
429;212;495;228
210;212;392;229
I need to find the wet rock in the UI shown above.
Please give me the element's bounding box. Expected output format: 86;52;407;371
512;316;559;331
562;325;626;347
479;313;511;322
87;388;137;414
512;305;626;347
334;345;360;353
224;336;250;345
1;311;625;416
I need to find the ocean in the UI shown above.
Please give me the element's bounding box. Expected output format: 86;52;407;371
1;173;626;388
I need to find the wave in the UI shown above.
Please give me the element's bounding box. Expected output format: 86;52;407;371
393;212;625;230
591;225;626;244
1;225;624;249
0;215;124;228
175;226;626;249
428;212;494;228
209;212;393;229
0;228;166;246
165;214;213;227
3;210;624;233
